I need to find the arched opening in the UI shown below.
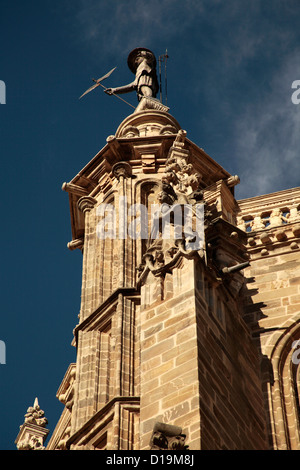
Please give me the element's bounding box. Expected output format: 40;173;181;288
265;318;300;449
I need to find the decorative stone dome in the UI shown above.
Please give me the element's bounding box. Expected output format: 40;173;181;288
115;109;181;138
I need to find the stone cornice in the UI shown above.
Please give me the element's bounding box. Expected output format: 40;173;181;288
237;186;300;213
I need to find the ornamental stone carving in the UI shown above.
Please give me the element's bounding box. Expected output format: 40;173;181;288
111;161;132;180
137;130;205;283
15;398;49;451
160;130;202;204
24;398;48;427
77;196;97;214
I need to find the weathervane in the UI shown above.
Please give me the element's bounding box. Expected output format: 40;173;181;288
158;49;169;105
79;66;135;109
79;48;169;113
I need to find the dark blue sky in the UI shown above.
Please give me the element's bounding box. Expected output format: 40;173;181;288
1;0;300;450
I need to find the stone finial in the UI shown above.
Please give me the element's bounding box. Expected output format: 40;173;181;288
15;398;49;450
23;398;48;427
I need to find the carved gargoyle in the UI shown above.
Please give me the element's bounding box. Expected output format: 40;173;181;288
149;422;189;451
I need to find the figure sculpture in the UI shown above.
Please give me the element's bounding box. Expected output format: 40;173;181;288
104;47;159;111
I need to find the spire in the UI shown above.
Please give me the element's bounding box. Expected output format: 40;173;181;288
33;397;39;408
15;398;49;450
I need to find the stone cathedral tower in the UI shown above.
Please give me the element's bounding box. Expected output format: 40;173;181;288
16;49;300;451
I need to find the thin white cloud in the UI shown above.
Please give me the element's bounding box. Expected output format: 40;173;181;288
71;0;206;58
234;50;300;199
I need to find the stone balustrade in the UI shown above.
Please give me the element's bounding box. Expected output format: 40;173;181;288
237;205;300;233
237;196;300;234
236;190;300;256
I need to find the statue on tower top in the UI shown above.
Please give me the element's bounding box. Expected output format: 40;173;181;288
104;47;159;103
80;47;169;113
